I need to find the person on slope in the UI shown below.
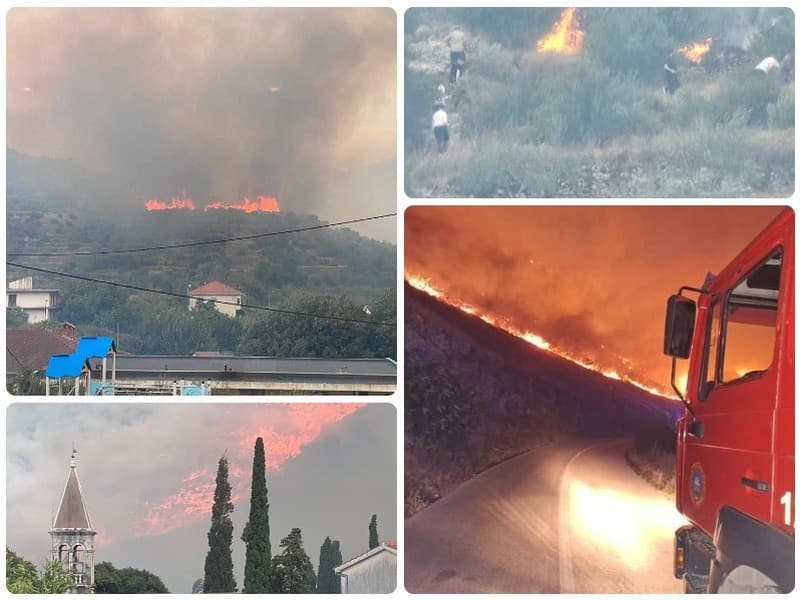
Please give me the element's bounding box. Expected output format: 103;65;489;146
446;25;466;83
664;55;680;95
432;103;449;153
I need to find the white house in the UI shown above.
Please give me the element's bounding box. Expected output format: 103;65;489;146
7;277;59;324
188;281;243;317
335;542;397;594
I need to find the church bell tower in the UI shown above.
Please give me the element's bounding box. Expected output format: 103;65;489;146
50;447;96;593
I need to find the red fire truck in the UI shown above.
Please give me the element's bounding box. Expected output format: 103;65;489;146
663;208;794;593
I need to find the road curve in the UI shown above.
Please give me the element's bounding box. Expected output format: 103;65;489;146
405;438;685;594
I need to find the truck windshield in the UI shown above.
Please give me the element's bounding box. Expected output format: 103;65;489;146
720;250;781;383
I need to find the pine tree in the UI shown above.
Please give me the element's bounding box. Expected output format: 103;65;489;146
242;437;271;593
271;528;316;593
316;537;339;594
369;514;379;549
203;455;236;593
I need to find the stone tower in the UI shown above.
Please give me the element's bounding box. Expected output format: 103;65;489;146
50;448;96;593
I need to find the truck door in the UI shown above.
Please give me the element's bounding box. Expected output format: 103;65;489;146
681;247;785;535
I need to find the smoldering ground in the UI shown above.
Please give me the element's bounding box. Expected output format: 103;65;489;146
405;206;785;387
7;8;396;218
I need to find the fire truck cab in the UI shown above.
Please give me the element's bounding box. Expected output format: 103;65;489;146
663;208;794;593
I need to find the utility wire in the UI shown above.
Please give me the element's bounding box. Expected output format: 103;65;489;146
7;213;397;257
6;262;396;327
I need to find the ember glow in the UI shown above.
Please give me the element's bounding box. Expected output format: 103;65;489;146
406;275;670;397
677;37;713;63
205;195;281;213
537;8;584;56
145;195;280;213
145;195;196;211
136;403;362;537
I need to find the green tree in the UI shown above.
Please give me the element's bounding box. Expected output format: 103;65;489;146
38;559;75;594
203;455;237;593
369;514;379;550
6;548;39;593
6;308;28;327
316;537;342;594
242;437;272;593
271;528;316;594
8;368;47;395
94;562;169;593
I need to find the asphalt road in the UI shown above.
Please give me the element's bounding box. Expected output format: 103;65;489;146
405;438;686;593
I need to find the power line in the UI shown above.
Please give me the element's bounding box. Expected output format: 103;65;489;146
7;213;397;257
6;262;396;327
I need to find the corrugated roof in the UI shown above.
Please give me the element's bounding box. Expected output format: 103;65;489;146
191;281;243;296
53;467;93;531
87;355;397;378
46;354;89;378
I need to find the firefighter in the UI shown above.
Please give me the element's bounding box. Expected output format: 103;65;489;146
432;103;449;153
446;25;466;83
664;55;680;95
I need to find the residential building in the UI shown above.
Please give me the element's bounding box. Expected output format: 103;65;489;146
7;277;59;323
188;281;243;317
335;542;397;594
6;324;78;378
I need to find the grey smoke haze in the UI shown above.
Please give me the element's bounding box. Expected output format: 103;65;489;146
7;8;396;232
6;403;397;593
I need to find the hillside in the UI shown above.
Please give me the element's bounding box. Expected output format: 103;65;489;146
405;8;795;197
405;282;681;515
6;151;396;358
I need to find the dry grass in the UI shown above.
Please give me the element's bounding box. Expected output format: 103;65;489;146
625;445;676;494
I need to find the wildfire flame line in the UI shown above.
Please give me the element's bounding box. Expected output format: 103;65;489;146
406;274;675;399
677;37;713;64
537;8;584;56
145;195;280;213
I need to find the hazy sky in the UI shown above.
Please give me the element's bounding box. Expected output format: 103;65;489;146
7;8;396;240
406;206;786;389
6;403;397;593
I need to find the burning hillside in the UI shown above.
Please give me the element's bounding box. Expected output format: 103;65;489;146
537;8;584;56
145;195;281;213
405;206;784;396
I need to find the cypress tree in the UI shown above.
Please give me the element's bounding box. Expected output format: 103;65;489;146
203;455;236;593
242;437;271;593
316;537;337;594
330;540;342;594
368;514;379;549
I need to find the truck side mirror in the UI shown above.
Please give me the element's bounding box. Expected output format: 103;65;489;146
664;295;696;359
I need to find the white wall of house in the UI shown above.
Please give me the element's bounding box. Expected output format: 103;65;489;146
188;294;242;318
7;289;58;323
338;549;397;594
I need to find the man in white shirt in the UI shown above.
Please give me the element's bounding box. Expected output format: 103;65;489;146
432;104;449;152
446;25;466;83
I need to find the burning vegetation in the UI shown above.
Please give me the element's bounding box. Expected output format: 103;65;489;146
145;195;281;213
677;37;713;64
536;8;584;56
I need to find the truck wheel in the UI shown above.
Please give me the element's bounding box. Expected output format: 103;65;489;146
716;565;781;594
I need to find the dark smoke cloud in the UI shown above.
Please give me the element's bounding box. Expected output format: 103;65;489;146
405;206;786;387
7;8;396;216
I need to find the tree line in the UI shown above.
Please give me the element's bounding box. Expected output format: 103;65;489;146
203;437;383;594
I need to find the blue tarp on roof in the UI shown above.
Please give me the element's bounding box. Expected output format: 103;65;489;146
74;337;115;359
46;354;89;379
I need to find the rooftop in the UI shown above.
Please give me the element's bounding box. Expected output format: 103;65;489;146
191;281;243;296
52;459;93;531
6;327;78;373
336;542;398;573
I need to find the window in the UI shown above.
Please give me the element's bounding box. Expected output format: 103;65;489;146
8;294;16;307
719;249;781;384
700;302;722;399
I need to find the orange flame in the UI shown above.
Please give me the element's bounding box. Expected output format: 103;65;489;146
537;8;584;56
205;195;280;213
145;196;196;211
135;404;362;537
407;274;675;399
677;38;712;64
